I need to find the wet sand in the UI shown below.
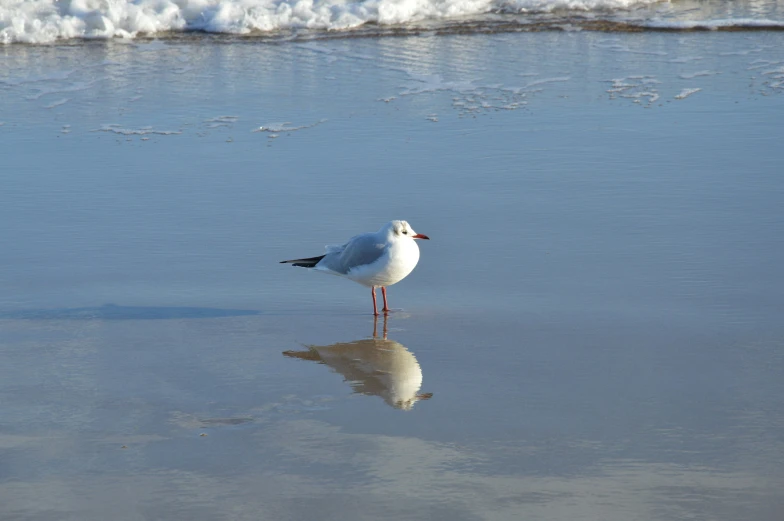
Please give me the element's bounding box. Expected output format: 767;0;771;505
2;31;784;520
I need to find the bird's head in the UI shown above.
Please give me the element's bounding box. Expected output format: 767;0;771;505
388;220;430;241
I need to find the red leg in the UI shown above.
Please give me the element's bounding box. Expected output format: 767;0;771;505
371;287;379;316
381;286;389;313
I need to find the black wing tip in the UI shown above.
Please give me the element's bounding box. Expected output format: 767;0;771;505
280;255;325;268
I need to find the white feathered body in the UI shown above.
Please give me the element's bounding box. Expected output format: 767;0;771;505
312;222;422;288
343;237;420;287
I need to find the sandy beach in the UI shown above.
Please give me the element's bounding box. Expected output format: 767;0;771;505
2;28;784;520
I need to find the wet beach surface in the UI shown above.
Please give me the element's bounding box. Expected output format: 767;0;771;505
2;31;784;520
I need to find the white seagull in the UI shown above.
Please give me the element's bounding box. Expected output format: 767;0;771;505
281;220;430;315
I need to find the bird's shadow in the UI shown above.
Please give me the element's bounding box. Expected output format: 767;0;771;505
0;303;407;321
0;303;261;320
283;314;433;410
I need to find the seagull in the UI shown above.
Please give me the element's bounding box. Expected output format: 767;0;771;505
280;220;430;315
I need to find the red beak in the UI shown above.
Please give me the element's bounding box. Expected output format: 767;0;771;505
412;233;430;240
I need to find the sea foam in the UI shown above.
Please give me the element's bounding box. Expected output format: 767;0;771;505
1;0;661;44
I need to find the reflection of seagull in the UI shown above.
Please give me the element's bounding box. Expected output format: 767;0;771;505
280;220;430;316
283;316;432;410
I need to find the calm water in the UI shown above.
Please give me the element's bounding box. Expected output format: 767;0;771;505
1;31;784;520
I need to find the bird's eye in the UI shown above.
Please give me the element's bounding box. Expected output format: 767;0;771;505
403;230;408;234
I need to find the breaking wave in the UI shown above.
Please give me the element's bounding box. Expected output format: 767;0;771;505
2;0;784;44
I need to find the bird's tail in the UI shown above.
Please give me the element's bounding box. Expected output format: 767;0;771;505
282;349;322;361
279;255;325;268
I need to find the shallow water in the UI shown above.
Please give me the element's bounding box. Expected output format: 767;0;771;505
1;31;784;520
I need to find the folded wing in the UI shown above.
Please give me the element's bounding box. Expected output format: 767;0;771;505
317;233;386;275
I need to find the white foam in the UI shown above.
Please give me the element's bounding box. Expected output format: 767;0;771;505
605;75;662;105
747;60;780;71
719;49;764;56
92;124;182;135
253;119;326;133
674;88;701;100
394;70;533;115
679;70;720;79
669;56;704;64
523;76;571;89
761;65;784;77
204;115;239;128
622;90;659;103
43;98;70;109
1;0;663;44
